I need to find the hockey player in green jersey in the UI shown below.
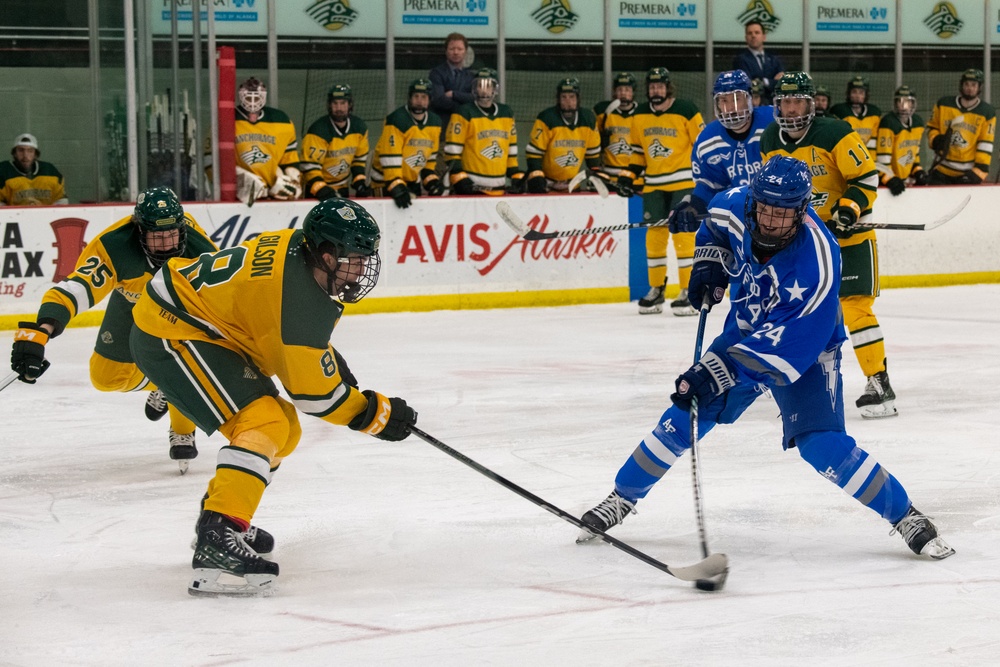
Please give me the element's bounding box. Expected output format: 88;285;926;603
876;85;927;196
927;68;996;185
524;77;601;193
9;187;218;471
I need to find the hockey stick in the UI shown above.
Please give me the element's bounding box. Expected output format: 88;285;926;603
410;425;729;583
856;193;970;232
497;201;699;241
688;301;728;592
0;371;20;394
567;171;611;198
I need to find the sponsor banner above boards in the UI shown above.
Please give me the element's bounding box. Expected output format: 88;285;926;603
0;196;629;317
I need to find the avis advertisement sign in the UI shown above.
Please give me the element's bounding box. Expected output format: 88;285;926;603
0;195;629;317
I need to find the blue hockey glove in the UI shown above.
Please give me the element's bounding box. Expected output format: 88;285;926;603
670;352;737;412
667;195;707;233
688;246;731;311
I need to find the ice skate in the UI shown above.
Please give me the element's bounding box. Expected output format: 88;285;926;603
638;284;665;314
168;429;197;474
190;520;275;556
856;369;898;419
144;389;168;421
576;490;637;543
670;288;698;317
189;511;279;597
891;506;955;560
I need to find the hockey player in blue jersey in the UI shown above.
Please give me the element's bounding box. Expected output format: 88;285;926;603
578;156;954;561
665;70;774;315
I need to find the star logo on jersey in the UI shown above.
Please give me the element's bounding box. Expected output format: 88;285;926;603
240;145;269;165
784;279;807;301
608;137;631;156
404;150;428;169
647;139;672;159
325;160;349;177
554;151;579;168
480;140;504;160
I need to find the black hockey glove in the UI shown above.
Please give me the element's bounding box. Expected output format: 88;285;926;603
10;321;51;384
670;352;737;412
526;171;547;194
911;169;929;186
387;180;412;209
452;175;477;195
616;175;635;198
507;172;527;195
352;179;373;198
315;185;339;201
667;195;707;233
960;170;983;185
826;205;858;239
688;246;731;312
333;348;358;389
931;130;952;154
422;171;445;196
885;176;906;196
348;390;417;442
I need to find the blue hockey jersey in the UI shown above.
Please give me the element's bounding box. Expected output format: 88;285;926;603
691;106;773;205
700;185;846;388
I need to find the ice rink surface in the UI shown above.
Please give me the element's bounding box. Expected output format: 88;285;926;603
2;284;999;666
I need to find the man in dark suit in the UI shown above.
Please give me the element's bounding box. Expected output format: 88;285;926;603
429;32;477;132
732;20;784;105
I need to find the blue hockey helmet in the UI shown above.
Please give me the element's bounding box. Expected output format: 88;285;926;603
747;156;813;253
712;70;753;130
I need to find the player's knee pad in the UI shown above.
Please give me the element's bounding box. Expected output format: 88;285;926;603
219;395;296;462
795;430;861;486
89;353;146;392
840;295;876;328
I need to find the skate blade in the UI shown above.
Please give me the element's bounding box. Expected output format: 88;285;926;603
188;569;277;597
922;537;956;560
575;527;601;544
670;305;697;317
177;460;189;475
859;401;899;419
638;304;663;315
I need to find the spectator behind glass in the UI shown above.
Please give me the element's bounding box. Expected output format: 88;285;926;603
429;33;477;130
732;20;785;105
0;133;68;205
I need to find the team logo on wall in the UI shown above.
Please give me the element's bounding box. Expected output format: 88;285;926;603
306;0;359;32
531;0;579;34
737;0;781;32
924;2;963;38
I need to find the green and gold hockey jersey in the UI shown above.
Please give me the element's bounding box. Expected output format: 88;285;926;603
594;100;635;177
876;112;925;181
525;106;600;183
761;116;879;247
301;115;371;194
444;103;519;188
927;96;997;180
132;229;368;427
374;106;441;187
37;214;217;334
828;103;882;151
235;106;301;188
625;99;704;192
0;160;67;205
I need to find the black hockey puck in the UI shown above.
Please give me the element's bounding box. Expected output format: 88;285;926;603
695;578;720;591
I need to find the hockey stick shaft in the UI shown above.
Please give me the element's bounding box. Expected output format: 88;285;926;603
1;371;20;394
410;425;727;582
855;193;970;232
496;201;697;241
690;302;712;559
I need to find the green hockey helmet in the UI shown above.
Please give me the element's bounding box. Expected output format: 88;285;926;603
646;67;672;104
893;85;916;120
846;74;869;102
133;186;188;266
473;67;499;107
408;78;432;98
557;77;581;96
327;83;353;104
302;198;381;303
814;84;830;100
773;71;816;132
961;68;984;85
612;72;636;90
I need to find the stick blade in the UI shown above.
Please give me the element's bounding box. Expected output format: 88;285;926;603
589;174;610;199
669;552;729;582
924;192;971;231
567;171;587;194
495;201;557;240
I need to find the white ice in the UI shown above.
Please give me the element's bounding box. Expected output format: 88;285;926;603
2;285;999;666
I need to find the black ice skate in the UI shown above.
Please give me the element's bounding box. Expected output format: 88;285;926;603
891;506;955;560
856;369;898;419
638;284;666;314
168;429;198;475
189;511;279;597
189;512;275;555
144;389;168;421
576;490;637;543
670;288;697;317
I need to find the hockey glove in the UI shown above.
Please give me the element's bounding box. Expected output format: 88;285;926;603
387;180;412;209
688;246;731;312
960;170;983;185
421;170;445;196
315;185;338;201
931;129;952;154
667;195;708;233
526;171;547;194
616;175;635;199
912;169;929;186
507;172;527;195
670;352;737;412
452;174;477;196
826;205;859;239
352;177;373;198
269;167;302;200
11;322;51;384
885;176;906;196
348;390;417;442
333;348;358;389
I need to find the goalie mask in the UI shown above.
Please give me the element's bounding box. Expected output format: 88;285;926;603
712;70;753;130
133;186;188;267
238;77;267;117
302;198;382;303
746;156;813;254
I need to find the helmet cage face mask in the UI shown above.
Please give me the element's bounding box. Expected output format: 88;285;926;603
302;198;382;302
134;188;188;267
774;94;816;132
474;76;498;107
894;94;916;120
746;156;813;253
747;202;805;253
714;90;752;129
238;79;267;114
